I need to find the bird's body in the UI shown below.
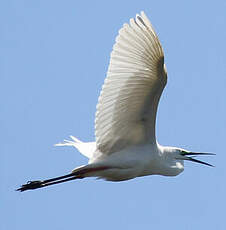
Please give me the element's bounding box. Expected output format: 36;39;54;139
17;11;213;192
65;138;184;182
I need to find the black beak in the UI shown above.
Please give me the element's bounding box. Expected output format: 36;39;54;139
180;152;215;167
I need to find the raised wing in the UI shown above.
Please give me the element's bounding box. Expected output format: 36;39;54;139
95;11;167;154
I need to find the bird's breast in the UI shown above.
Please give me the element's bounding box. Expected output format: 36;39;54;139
89;144;160;180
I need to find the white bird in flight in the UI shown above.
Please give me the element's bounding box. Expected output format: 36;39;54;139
17;11;214;192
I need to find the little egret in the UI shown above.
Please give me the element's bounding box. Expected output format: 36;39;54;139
17;11;214;192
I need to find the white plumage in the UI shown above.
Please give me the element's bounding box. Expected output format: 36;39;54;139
17;12;213;192
95;12;166;154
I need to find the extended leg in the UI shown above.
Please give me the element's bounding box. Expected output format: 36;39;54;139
16;172;79;192
16;166;110;192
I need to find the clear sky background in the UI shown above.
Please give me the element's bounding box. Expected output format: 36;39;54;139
1;0;226;229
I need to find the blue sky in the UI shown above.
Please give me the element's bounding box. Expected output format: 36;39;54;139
1;0;226;229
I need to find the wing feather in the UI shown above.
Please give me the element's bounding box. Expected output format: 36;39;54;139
95;12;167;154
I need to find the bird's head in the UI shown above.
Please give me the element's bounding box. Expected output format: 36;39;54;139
173;148;215;167
160;147;214;176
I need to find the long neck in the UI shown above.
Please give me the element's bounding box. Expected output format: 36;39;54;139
154;144;184;176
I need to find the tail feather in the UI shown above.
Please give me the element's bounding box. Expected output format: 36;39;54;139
69;135;82;143
55;136;96;159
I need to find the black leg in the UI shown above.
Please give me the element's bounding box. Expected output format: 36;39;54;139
16;172;78;192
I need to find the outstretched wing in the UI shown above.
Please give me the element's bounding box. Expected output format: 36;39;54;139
95;12;167;154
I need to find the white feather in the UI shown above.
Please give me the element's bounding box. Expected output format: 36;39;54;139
95;11;167;154
55;136;95;159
